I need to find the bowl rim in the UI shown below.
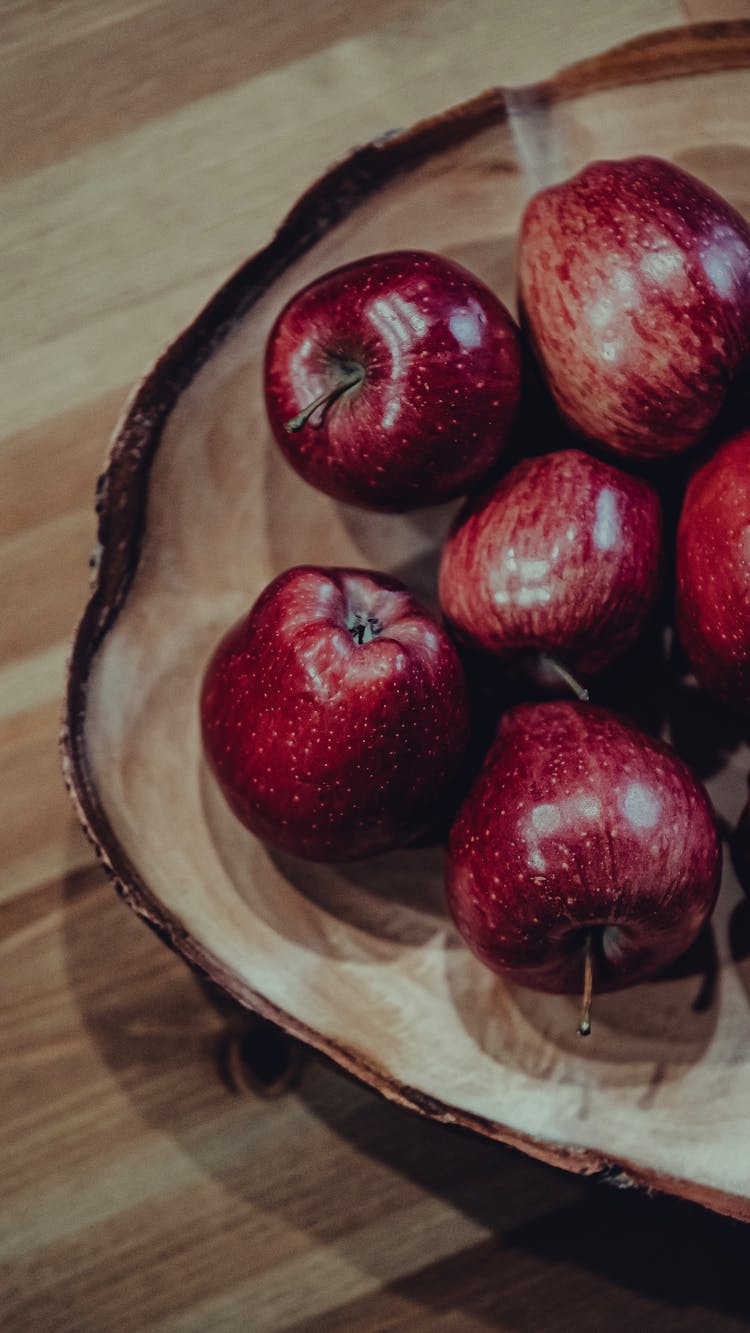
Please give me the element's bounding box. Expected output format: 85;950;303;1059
61;19;750;1222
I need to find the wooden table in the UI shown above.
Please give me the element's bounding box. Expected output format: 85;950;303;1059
4;2;750;1328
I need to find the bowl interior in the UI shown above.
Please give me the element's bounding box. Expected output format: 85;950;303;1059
83;61;750;1210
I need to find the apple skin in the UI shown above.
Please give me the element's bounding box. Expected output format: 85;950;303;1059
676;428;750;710
438;448;662;677
518;156;750;460
446;702;721;993
264;250;522;511
200;565;471;862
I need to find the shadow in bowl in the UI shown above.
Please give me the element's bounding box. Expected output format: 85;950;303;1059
729;898;750;1011
667;676;750;785
261;399;461;585
266;842;453;952
444;923;720;1096
200;756;453;958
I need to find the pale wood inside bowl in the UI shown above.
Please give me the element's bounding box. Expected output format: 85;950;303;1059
71;42;750;1220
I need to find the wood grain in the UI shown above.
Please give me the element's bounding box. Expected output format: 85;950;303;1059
5;1;750;1329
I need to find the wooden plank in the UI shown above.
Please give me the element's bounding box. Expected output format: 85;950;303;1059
1;0;684;183
0;704;94;904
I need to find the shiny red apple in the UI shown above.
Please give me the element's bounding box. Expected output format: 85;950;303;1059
438;448;662;679
264;250;522;510
518;156;750;459
200;565;470;861
676;428;750;710
446;702;721;1009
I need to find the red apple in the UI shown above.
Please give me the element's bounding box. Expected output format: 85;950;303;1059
446;702;721;1010
264;250;521;510
518;156;750;460
676;428;750;710
200;565;470;861
438;448;662;678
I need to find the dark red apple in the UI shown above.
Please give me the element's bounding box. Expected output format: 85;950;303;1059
518;156;750;460
200;565;470;861
438;448;662;679
676;428;750;710
264;250;521;510
446;702;721;1013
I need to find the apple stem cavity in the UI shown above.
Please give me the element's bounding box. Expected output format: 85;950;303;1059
543;655;590;703
348;612;382;646
285;365;365;433
578;931;594;1038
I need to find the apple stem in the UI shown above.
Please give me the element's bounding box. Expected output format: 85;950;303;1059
547;657;589;703
578;932;594;1038
348;613;382;645
285;366;365;433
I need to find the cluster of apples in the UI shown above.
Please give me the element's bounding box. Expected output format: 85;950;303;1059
201;155;750;1033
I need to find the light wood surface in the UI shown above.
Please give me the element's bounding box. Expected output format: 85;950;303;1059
4;2;750;1329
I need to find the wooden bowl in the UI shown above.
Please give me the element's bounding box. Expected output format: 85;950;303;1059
62;22;750;1222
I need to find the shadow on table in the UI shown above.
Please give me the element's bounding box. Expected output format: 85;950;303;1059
62;845;749;1333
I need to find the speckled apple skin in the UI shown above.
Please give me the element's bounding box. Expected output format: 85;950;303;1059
446;702;721;993
200;566;471;861
264;250;521;511
438;449;662;675
518;156;750;460
676;429;750;709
